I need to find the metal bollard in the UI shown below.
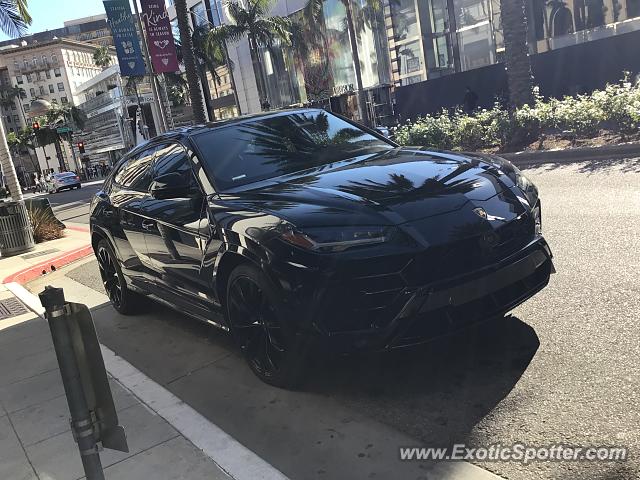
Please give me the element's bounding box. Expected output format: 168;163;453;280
39;286;128;480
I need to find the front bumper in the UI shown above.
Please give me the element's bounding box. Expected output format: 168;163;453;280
309;236;554;353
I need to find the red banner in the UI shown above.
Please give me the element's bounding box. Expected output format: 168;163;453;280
140;0;180;73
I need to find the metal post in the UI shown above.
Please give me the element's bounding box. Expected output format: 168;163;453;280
39;287;105;480
132;0;168;134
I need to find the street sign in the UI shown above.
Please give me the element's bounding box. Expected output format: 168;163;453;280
56;127;72;134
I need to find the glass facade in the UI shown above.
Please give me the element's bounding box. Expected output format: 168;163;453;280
386;0;640;86
259;0;393;124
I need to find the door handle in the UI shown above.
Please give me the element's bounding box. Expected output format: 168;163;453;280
142;220;156;231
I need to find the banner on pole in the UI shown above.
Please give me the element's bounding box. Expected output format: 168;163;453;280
140;0;180;73
103;0;146;76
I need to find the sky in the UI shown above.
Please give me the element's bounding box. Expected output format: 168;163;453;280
0;0;110;42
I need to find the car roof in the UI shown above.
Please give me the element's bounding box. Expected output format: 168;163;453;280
146;108;326;144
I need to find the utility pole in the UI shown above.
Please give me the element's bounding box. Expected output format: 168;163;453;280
132;0;168;134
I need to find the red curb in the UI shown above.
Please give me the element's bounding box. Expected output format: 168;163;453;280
3;244;94;285
65;225;90;233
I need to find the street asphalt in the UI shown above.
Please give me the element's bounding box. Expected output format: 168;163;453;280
64;157;640;480
28;180;103;225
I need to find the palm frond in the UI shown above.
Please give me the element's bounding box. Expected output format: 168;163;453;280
0;0;32;38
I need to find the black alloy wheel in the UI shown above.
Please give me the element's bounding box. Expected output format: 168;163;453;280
96;239;141;315
226;264;308;388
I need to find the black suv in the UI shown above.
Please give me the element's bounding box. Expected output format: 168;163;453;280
90;109;554;387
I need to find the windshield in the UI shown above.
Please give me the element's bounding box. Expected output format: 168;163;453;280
192;110;392;190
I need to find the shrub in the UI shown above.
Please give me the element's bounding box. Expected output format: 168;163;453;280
393;75;640;151
28;207;65;243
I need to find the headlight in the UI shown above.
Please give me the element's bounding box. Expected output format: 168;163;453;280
532;202;542;235
279;224;392;252
509;166;539;208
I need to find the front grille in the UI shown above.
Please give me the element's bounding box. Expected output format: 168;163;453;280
395;258;551;346
317;215;537;336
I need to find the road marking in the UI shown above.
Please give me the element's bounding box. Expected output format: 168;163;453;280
5;282;290;480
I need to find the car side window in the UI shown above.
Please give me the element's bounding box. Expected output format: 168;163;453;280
114;146;158;191
153;143;197;188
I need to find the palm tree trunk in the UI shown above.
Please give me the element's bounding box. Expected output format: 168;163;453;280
0;126;23;201
175;0;207;123
500;0;534;108
343;0;370;126
198;67;215;120
248;35;269;110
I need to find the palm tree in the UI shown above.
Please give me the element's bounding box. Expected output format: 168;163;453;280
500;0;534;107
174;0;207;123
7;127;38;172
214;0;292;110
93;45;112;69
0;0;31;201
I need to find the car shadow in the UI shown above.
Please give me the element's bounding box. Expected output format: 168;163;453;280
305;315;540;447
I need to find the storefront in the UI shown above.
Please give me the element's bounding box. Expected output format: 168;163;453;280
258;0;394;126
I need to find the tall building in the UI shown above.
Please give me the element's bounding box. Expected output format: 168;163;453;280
0;15;113;50
0;39;117;174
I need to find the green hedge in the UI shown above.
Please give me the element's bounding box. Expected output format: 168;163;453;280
393;75;640;151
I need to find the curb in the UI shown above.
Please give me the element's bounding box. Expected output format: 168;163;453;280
501;142;640;166
3;244;94;285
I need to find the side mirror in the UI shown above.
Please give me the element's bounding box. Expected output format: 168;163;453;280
150;172;192;199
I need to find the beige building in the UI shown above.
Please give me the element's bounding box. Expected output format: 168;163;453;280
63;14;113;47
0;39;116;174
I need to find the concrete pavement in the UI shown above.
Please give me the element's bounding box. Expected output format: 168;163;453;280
0;282;287;480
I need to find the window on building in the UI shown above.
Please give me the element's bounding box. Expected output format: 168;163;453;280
397;40;424;77
457;22;494;71
23;58;28;68
49;84;54;93
39;85;45;95
29;87;35;97
32;56;37;67
57;82;64;91
51;98;57;104
16;75;23;84
61;96;68;103
23;104;30;112
13;60;18;70
13;114;19;123
52;53;58;63
35;71;41;81
42;54;47;64
54;68;61;77
10;103;16;110
25;73;32;82
6;115;11;124
45;70;51;79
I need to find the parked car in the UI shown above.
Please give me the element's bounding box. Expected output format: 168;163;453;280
90;109;554;387
48;172;81;193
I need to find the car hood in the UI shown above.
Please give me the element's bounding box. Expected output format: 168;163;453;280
219;148;522;227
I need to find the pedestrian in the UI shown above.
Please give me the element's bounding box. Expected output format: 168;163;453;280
463;86;479;113
33;173;40;193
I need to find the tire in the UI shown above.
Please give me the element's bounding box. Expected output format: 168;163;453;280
226;263;309;388
77;185;82;189
95;239;145;315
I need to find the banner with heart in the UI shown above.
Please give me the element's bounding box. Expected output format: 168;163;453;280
141;0;179;73
104;0;146;76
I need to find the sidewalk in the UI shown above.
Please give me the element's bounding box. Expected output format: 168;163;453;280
2;225;92;284
0;283;234;480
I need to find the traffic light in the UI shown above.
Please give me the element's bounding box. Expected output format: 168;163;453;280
32;121;40;131
77;142;85;154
